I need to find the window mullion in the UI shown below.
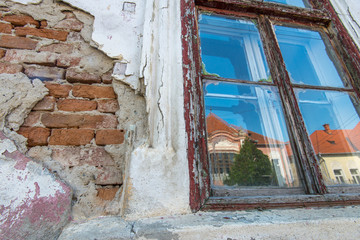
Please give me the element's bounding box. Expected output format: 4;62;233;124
257;15;327;194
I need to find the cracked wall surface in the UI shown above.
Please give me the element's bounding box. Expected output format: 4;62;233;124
330;0;360;50
2;0;360;239
1;0;147;229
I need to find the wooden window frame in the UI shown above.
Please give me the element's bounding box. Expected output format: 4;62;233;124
181;0;360;212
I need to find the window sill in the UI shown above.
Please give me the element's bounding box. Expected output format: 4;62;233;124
203;193;360;211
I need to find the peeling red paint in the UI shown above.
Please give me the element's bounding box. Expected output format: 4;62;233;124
0;132;72;240
181;0;210;212
184;0;360;211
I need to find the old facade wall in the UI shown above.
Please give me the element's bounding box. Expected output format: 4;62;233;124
0;0;148;233
1;0;360;239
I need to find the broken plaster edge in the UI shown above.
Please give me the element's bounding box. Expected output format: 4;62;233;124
58;206;360;240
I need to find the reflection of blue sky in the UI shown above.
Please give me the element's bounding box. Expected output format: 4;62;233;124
275;26;344;88
264;0;305;7
204;82;290;142
200;14;360;141
199;15;269;81
296;89;360;135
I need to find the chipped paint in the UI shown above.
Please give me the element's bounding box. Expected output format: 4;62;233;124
0;132;72;240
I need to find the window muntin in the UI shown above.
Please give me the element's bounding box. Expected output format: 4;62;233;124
350;169;360;184
264;0;307;8
199;15;270;82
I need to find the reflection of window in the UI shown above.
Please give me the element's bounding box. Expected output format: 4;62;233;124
333;169;345;184
193;0;360;204
350;169;360;184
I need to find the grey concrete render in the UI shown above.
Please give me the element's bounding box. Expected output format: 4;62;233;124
59;206;360;240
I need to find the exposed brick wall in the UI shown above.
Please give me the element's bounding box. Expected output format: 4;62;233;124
0;3;129;216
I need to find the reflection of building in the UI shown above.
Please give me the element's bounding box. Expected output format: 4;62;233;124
206;113;299;186
309;123;360;185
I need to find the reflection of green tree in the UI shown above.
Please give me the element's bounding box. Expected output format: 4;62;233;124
224;138;275;186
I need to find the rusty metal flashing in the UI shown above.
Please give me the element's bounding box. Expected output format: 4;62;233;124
183;0;360;212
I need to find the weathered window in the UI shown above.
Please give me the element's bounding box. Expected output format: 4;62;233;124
187;0;360;210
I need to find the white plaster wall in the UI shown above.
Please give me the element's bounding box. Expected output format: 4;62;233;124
121;0;190;219
330;0;360;50
10;0;42;4
55;0;190;219
60;0;145;90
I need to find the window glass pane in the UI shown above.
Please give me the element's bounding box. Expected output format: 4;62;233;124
264;0;306;8
275;26;345;88
205;81;302;188
295;89;360;185
199;14;271;82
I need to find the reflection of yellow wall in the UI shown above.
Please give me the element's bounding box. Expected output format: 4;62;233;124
320;155;360;185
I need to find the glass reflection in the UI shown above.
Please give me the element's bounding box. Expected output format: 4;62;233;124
275;26;345;88
264;0;306;8
199;14;270;82
205;82;301;188
296;89;360;185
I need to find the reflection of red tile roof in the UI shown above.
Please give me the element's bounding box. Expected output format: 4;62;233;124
206;113;283;145
245;129;283;145
348;122;360;151
309;122;360;154
206;113;238;135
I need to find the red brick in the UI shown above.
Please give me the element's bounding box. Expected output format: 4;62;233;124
0;22;12;33
72;85;116;99
40;20;47;29
45;82;72;97
41;113;118;129
97;99;119;113
49;129;94;145
101;72;113;84
96;129;124;145
22;111;41;127
33;96;55;111
97;187;120;201
24;65;65;80
0;35;37;49
66;68;101;84
51;147;80;166
56;56;80;68
51;147;114;167
3;14;39;27
3;49;57;66
81;147;115;166
0;62;23;74
0;49;5;58
15;27;68;41
54;12;83;32
18;127;50;147
96;166;122;185
39;43;74;54
57;99;97;112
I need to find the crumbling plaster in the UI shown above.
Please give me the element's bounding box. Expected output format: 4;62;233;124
330;0;360;50
5;0;189;220
4;0;360;228
54;0;190;219
0;74;72;240
59;0;146;90
58;206;360;240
